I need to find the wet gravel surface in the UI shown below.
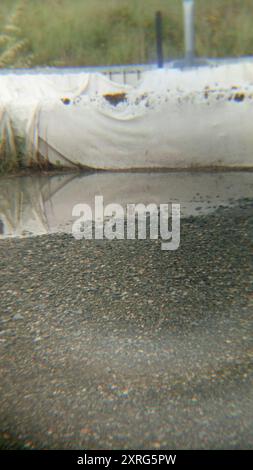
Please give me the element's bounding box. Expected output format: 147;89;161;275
0;202;253;449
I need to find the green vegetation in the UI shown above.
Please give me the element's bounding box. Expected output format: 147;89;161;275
0;0;253;68
0;129;25;174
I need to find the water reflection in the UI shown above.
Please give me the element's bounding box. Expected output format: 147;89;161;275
0;171;253;239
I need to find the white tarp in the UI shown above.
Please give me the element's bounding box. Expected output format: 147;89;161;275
0;61;253;169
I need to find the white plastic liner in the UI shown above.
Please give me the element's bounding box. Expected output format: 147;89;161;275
1;61;253;169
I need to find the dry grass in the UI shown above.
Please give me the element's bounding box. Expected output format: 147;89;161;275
0;0;253;68
0;0;33;67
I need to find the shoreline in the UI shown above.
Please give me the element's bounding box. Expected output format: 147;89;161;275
1;165;253;179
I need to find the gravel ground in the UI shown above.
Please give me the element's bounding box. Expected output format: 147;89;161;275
0;201;253;450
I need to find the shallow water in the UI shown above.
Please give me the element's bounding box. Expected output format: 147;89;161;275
0;171;253;239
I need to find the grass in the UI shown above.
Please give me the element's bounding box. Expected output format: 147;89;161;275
0;0;253;68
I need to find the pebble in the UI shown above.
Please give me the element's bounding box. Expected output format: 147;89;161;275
12;314;24;321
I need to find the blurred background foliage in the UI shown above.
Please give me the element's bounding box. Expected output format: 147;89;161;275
0;0;253;68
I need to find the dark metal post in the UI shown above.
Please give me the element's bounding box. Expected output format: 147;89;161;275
155;11;163;68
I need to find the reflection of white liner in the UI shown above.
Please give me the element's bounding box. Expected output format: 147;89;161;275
1;171;253;239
